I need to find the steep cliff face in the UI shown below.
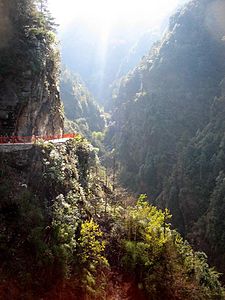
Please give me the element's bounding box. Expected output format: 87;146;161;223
61;67;105;134
0;0;225;297
106;0;225;272
0;0;64;137
116;30;160;79
108;0;225;199
0;62;64;137
165;76;225;272
13;63;63;137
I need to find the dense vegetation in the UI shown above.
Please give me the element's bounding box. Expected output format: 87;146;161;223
1;0;225;298
61;66;105;136
106;0;225;272
165;78;225;270
0;138;224;299
0;0;58;77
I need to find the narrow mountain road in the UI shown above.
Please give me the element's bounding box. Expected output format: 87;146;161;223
0;133;77;152
0;138;72;152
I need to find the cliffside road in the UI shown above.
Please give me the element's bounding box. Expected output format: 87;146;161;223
0;136;76;152
47;137;71;143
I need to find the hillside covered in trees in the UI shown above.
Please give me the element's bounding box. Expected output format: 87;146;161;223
59;24;161;104
1;137;224;299
106;0;225;274
60;67;105;138
1;0;225;299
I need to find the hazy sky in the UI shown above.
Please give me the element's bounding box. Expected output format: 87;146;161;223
48;0;181;33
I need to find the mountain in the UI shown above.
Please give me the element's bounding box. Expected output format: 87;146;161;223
116;30;160;79
165;76;225;271
58;0;190;105
0;0;63;137
60;67;105;136
59;22;163;104
106;0;225;271
0;0;225;298
1;137;224;299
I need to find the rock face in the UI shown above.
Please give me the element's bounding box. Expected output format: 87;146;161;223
0;66;64;137
0;0;64;138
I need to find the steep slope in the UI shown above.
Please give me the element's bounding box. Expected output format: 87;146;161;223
58;1;190;105
0;138;111;298
106;0;225;263
116;30;160;79
0;0;63;137
108;0;225;197
0;0;225;298
61;67;105;137
0;139;224;299
60;22;146;102
165;77;225;272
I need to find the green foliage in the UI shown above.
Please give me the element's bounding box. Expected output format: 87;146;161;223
0;139;224;299
92;131;105;142
0;186;48;284
104;0;225;279
124;195;170;255
173;234;224;299
78;219;107;266
0;139;104;295
61;67;105;133
122;196;171;286
0;0;59;77
51;193;80;276
119;198;224;299
78;219;108;296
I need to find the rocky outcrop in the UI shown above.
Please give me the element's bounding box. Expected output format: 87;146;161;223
0;0;64;138
0;67;64;137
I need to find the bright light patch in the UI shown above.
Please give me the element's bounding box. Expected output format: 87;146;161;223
47;0;182;94
48;0;180;31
